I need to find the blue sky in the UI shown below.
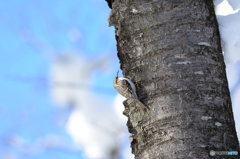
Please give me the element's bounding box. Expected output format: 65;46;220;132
1;0;239;158
0;1;117;159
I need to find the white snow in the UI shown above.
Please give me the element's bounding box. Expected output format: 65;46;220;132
226;63;239;90
214;0;240;13
214;0;240;141
231;73;240;140
217;12;240;64
213;0;224;6
227;0;240;11
215;0;240;64
214;0;235;15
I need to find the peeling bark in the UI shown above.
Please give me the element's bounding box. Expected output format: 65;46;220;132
107;0;239;158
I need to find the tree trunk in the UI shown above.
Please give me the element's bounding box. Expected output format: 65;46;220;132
108;0;239;158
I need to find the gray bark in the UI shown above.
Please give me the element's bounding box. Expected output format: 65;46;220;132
108;0;239;158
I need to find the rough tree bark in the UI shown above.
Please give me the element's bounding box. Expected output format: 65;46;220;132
106;0;239;158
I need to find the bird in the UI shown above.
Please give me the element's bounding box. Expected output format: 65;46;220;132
113;71;149;113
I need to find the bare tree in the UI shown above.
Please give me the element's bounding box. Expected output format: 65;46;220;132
106;0;239;158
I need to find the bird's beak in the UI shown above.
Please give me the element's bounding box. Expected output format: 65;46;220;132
117;71;119;77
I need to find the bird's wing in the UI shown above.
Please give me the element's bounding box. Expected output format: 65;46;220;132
122;78;136;91
123;78;138;99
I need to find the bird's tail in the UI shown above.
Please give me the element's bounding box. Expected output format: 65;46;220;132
136;100;149;113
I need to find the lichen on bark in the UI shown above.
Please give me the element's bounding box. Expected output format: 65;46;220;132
108;0;239;158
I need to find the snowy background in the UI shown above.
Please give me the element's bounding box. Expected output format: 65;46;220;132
0;0;239;159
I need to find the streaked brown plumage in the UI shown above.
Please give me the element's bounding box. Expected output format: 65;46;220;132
113;71;149;113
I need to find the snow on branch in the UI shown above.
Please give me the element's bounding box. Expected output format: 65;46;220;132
217;11;240;64
214;0;240;64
